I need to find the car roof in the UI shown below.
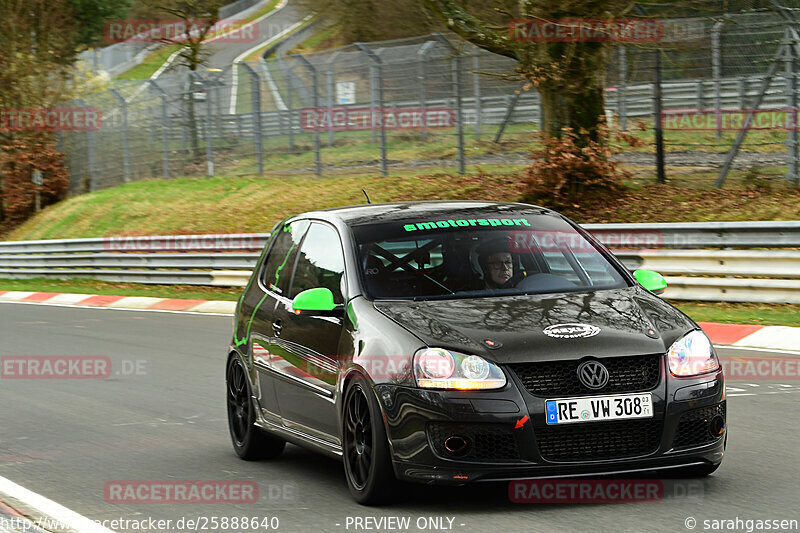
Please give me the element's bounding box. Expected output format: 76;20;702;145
293;200;554;226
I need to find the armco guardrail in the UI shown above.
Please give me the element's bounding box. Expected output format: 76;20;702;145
1;223;799;303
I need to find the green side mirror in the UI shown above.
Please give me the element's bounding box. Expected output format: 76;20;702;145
633;269;667;295
292;287;336;314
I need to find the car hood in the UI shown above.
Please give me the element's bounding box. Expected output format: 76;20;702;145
372;287;696;364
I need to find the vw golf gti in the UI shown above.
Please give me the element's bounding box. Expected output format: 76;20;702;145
226;201;726;504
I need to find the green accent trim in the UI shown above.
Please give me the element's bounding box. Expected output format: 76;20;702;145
634;269;667;294
346;301;358;329
234;292;269;347
293;288;336;312
273;241;297;287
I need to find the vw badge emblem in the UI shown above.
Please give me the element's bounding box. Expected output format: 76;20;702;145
577;360;609;390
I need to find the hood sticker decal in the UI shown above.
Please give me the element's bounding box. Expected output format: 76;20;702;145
543;323;601;339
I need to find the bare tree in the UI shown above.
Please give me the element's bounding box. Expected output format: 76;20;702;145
144;0;227;157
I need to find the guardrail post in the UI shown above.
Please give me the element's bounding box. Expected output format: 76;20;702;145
108;89;130;183
292;54;322;178
148;80;171;179
75;99;96;192
238;62;264;176
738;77;747;108
355;43;387;176
432;33;465;175
417;41;436;142
696;80;704;110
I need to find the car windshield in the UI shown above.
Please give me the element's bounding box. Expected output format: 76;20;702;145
352;211;629;300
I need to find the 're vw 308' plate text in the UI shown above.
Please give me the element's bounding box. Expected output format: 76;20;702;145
545;393;653;424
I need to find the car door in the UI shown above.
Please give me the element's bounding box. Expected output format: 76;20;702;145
246;220;308;425
270;221;346;443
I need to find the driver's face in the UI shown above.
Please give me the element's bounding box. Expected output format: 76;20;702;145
486;252;513;286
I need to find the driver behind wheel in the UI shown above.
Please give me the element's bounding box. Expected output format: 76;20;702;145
476;239;522;289
484;251;513;289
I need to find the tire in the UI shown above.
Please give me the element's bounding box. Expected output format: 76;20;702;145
226;356;285;460
342;378;396;505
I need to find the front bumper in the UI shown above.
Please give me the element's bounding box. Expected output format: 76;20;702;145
376;366;726;485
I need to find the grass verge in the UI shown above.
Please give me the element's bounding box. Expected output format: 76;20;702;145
670;301;800;328
7;169;800;241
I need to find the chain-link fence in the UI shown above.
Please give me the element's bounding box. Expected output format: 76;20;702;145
60;3;800;193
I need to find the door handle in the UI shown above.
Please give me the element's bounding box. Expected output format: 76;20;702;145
272;320;282;336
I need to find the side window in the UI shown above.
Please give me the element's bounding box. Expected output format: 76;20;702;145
261;220;308;295
289;223;346;304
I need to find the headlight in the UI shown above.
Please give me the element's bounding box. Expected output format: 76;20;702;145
667;330;720;377
413;348;506;390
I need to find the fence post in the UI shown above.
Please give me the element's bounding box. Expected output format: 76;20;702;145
286;64;295;152
432;33;465;175
238;62;264;176
712;20;724;141
211;67;229;148
653;49;666;184
785;26;799;184
618;46;627;130
417;41;436;142
326;51;342;147
75;99;95;192
108;89;130;183
473;53;482;140
293;54;322;178
148;79;170;179
355;43;387;176
189;71;214;177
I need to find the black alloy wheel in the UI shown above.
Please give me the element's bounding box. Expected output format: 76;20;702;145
226;356;285;460
342;379;395;505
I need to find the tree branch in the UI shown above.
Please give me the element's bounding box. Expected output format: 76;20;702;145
422;0;519;60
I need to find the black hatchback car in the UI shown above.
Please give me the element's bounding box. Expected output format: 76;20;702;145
226;201;725;504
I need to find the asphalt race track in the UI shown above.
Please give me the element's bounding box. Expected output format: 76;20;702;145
1;302;798;533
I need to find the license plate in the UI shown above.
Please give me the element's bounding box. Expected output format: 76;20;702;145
545;393;653;425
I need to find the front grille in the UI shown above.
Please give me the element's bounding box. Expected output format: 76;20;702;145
673;402;726;449
536;419;663;462
427;423;521;462
509;354;662;397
